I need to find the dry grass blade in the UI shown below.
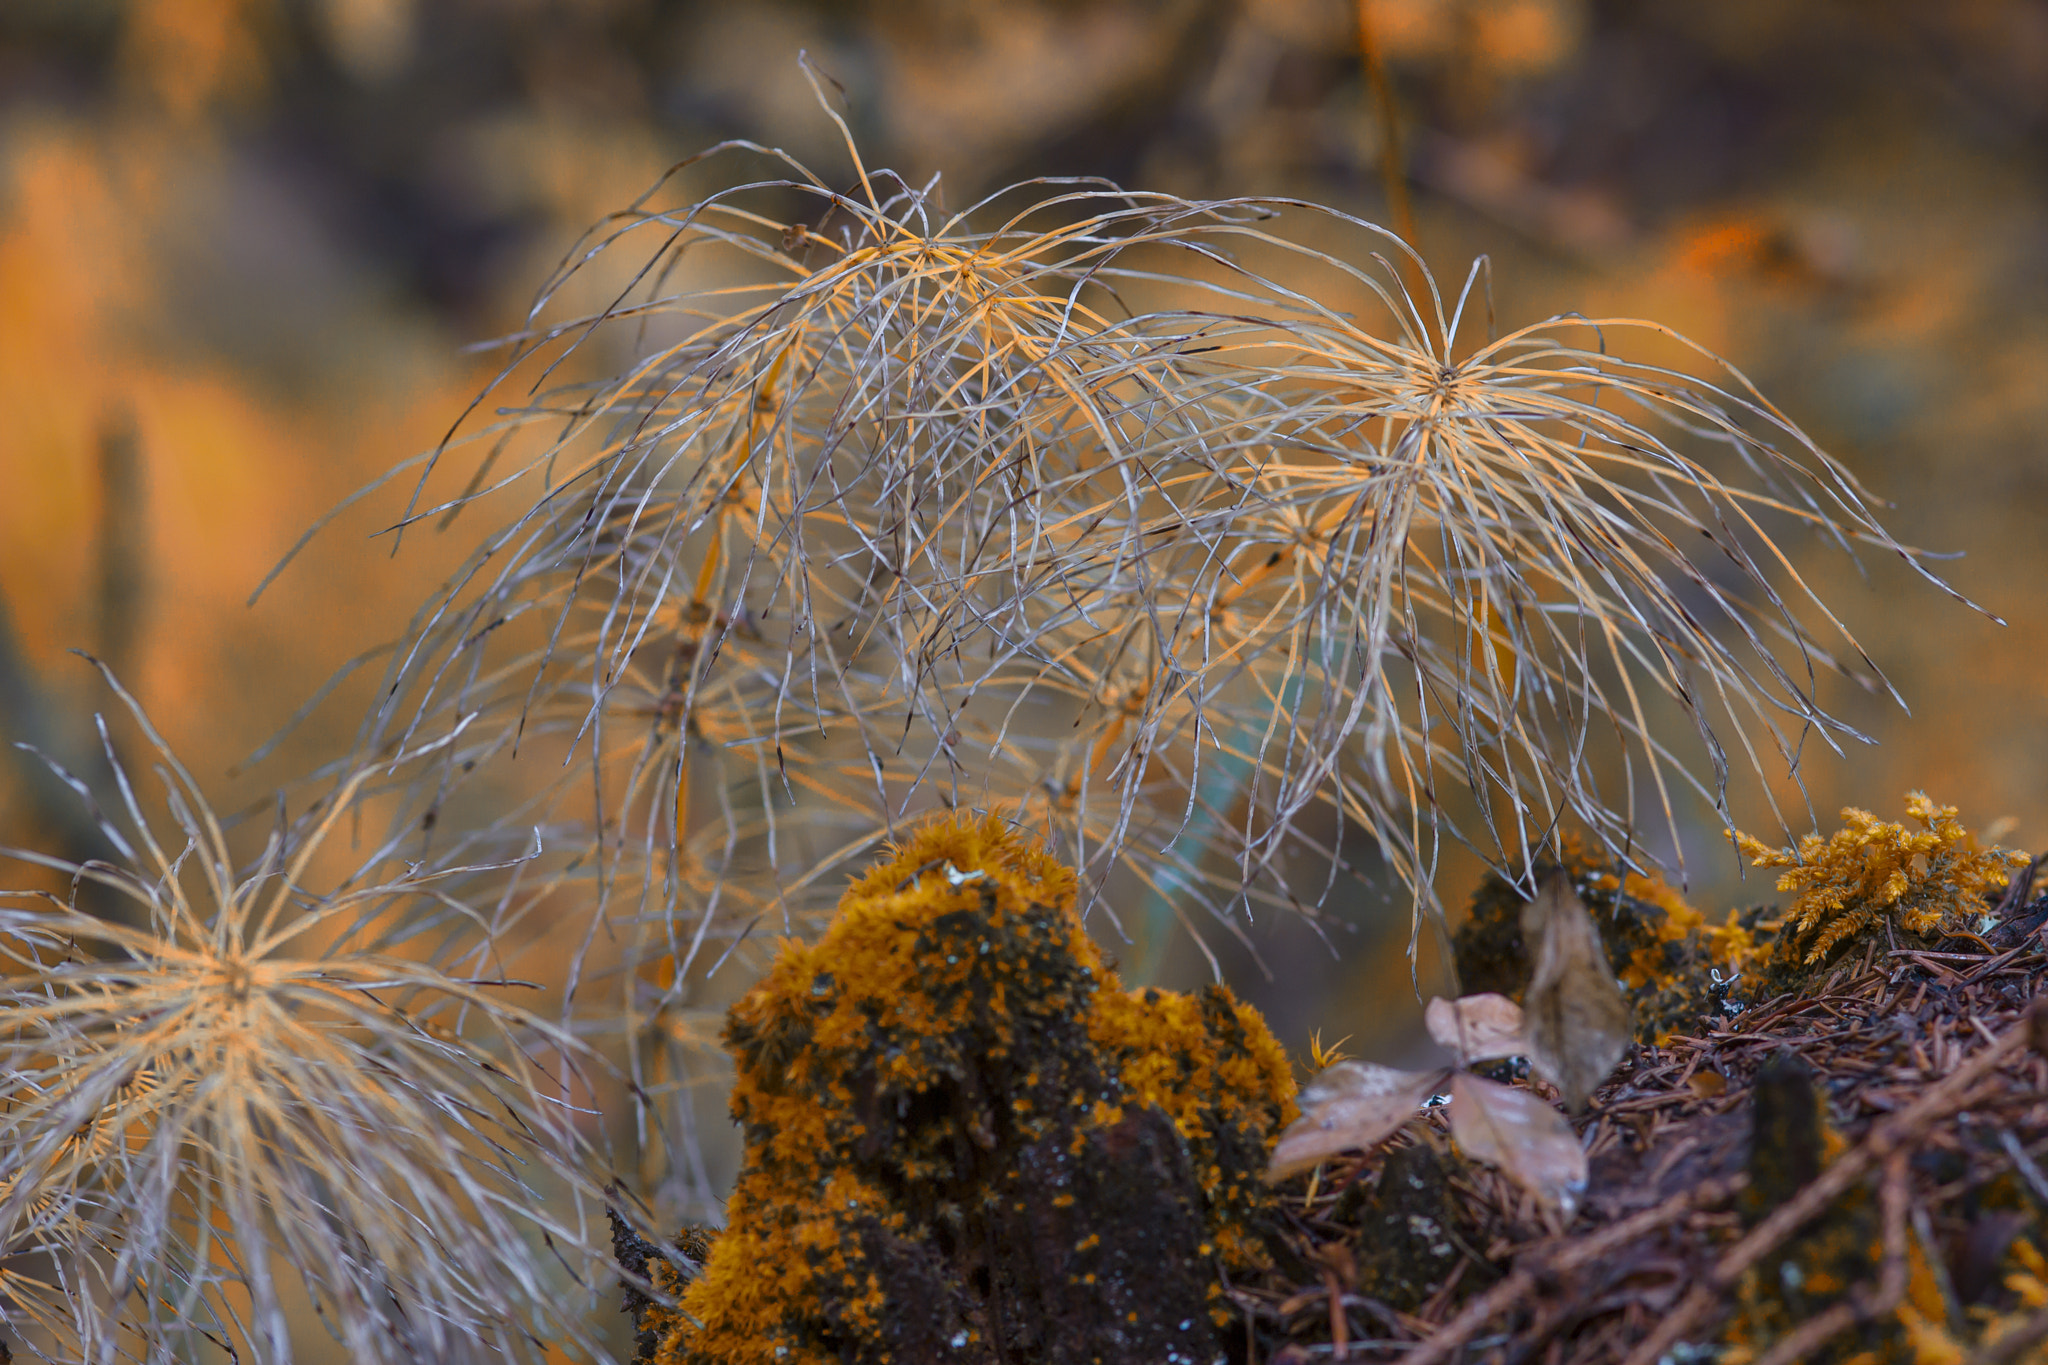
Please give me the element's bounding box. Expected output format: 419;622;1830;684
0;666;621;1364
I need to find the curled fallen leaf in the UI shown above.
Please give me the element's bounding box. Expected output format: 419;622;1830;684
1445;1071;1589;1217
1520;870;1632;1111
1425;993;1527;1066
1265;1061;1446;1182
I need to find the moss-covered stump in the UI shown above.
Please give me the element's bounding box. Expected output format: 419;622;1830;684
636;815;1296;1365
1333;1138;1490;1312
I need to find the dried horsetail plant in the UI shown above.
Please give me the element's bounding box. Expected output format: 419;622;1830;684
0;665;622;1364
323;112;1296;978
314;72;1978;1129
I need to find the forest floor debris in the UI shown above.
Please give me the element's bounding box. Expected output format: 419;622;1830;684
1239;890;2048;1365
623;810;2046;1365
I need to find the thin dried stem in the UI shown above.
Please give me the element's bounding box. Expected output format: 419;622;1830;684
0;667;624;1364
292;94;1978;1150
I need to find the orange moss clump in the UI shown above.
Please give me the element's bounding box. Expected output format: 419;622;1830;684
1090;984;1295;1270
1899;1236;2048;1362
1734;793;2029;966
639;815;1296;1365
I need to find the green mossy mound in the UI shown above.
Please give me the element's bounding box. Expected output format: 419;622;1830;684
1334;1139;1492;1313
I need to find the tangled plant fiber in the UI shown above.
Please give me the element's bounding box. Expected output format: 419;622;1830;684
327;66;1976;1028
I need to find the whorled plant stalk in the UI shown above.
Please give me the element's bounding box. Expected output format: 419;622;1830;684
0;664;631;1364
278;65;1987;1215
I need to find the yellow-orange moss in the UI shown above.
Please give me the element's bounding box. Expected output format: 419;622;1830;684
1734;793;2029;966
1720;1197;2046;1365
1090;982;1297;1269
642;814;1297;1365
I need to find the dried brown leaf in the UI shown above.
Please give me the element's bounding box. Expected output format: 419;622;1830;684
1520;870;1632;1111
1425;993;1527;1065
1265;1061;1446;1182
1446;1072;1589;1217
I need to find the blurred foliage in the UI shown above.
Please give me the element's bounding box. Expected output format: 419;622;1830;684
2;0;2046;1296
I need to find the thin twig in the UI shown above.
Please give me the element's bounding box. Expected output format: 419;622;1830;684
1401;1269;1534;1365
1402;1176;1746;1365
1354;0;1418;252
1621;1007;2035;1362
1353;0;1437;355
1997;1128;2048;1207
94;407;148;684
1748;1153;1909;1365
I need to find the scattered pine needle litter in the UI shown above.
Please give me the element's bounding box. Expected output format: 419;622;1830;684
1239;887;2048;1365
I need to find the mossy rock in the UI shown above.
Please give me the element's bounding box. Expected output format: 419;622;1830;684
1453;835;1758;1045
636;815;1297;1365
1333;1138;1487;1312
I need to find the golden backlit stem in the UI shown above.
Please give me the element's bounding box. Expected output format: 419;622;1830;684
1355;0;1439;353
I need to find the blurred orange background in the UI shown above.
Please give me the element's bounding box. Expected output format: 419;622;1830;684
4;0;2044;1073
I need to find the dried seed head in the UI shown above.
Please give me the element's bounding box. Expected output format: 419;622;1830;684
0;667;618;1364
291;78;1975;1097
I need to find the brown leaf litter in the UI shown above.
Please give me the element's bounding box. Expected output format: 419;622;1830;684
1273;985;1594;1215
1236;882;2048;1365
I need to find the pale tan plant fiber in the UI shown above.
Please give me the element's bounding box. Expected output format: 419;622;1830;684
1267;1059;1444;1182
1266;1004;1598;1213
284;66;1975;1211
1271;883;1627;1204
0;666;622;1365
1424;991;1527;1066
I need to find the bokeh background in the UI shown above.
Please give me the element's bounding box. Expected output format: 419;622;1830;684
4;0;2045;1188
